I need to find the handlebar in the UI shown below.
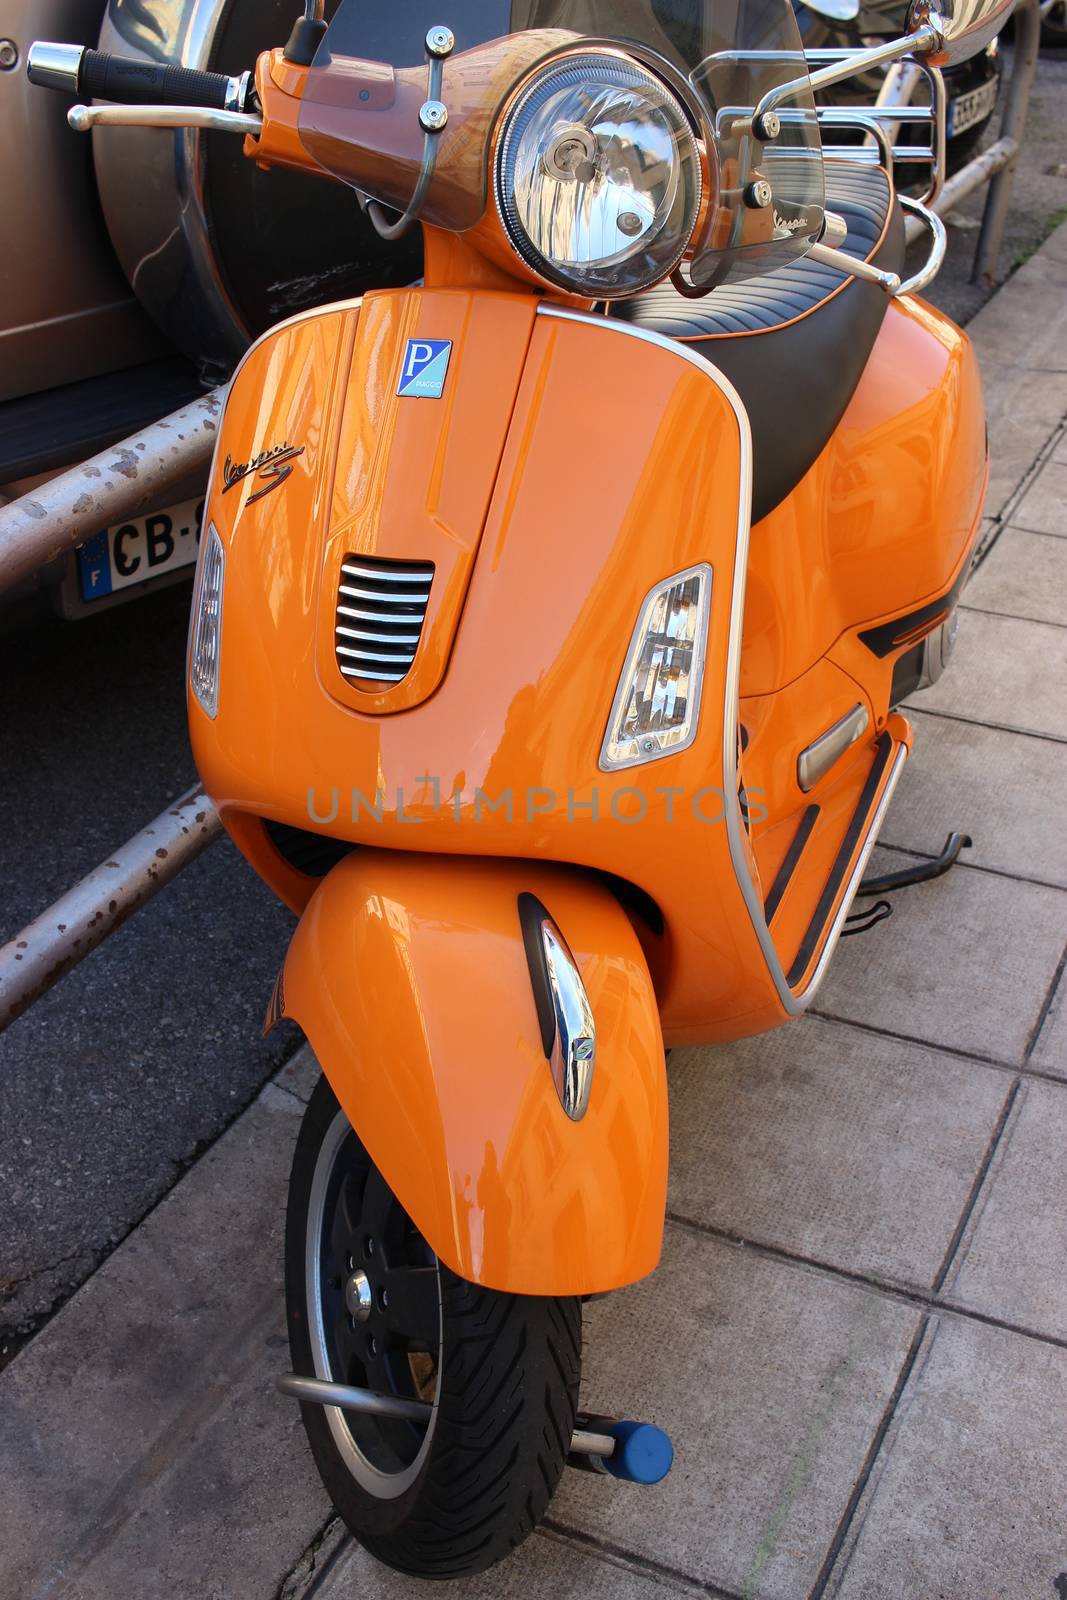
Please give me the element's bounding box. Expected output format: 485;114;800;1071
27;42;249;114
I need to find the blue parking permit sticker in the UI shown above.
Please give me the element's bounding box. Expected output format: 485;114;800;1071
398;339;453;398
78;531;113;601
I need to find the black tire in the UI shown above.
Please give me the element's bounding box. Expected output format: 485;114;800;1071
285;1073;582;1579
1041;6;1067;47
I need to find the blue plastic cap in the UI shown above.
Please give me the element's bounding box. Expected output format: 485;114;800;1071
603;1420;674;1485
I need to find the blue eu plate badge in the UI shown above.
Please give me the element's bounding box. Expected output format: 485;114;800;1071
398;339;453;399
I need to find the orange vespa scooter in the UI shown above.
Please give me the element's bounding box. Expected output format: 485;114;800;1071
29;0;1007;1576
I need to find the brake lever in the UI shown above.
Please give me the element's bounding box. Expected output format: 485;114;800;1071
68;103;263;137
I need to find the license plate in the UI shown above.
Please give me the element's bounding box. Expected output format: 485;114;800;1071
77;496;205;603
947;76;998;138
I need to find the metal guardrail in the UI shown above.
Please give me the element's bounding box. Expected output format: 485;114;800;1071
0;787;221;1034
960;0;1040;286
0;388;225;595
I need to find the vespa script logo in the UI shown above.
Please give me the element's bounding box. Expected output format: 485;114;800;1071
222;439;305;506
774;209;812;235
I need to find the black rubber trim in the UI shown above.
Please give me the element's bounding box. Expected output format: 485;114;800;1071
79;50;235;110
0;358;204;484
763;804;820;924
786;734;893;988
284;16;328;65
518;893;556;1060
890;640;927;705
859;568;968;658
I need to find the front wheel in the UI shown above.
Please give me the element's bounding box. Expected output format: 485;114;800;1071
285;1074;582;1579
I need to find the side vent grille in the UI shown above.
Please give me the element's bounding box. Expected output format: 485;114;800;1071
335;556;434;686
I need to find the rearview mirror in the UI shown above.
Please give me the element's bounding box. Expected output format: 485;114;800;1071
907;0;1014;65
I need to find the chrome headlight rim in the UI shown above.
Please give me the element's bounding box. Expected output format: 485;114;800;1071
494;47;703;300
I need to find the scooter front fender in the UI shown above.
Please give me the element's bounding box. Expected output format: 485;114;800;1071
277;849;667;1297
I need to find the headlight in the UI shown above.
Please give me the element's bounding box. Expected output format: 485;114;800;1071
189;523;225;719
495;51;702;298
600;565;712;771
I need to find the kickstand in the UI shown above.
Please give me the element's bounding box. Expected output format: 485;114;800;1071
841;899;893;937
858;831;973;897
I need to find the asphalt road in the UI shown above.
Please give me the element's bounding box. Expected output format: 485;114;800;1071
0;585;301;1356
2;36;1065;1359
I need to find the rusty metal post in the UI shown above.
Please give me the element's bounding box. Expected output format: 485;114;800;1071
973;0;1041;286
0;787;222;1034
0;388;225;595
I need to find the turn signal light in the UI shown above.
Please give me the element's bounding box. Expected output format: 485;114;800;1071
189;523;225;719
599;564;712;771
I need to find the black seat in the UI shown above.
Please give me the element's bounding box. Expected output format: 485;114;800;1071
616;164;906;522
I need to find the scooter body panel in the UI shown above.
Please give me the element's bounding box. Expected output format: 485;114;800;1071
191;282;984;1054
740;294;987;699
278;848;667;1295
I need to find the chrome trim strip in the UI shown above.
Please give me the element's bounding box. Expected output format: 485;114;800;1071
338;603;415;623
797;703;870;793
338;584;430;604
537;303;905;1015
341;562;434;584
336;626;422;645
339;667;407;682
796;743;908;999
336;645;418;664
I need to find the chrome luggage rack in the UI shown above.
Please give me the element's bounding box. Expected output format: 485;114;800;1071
806;48;947;207
806;48;949;295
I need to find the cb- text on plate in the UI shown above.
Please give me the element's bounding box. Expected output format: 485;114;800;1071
78;496;205;602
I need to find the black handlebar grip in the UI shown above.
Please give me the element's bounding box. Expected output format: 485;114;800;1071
78;50;236;111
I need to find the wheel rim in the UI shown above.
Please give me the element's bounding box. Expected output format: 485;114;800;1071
306;1109;442;1499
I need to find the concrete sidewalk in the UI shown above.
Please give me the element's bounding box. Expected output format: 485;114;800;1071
1;226;1065;1600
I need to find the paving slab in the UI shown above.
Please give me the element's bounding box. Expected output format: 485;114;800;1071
286;1522;703;1600
1031;962;1067;1078
667;1017;1007;1292
882;707;1067;889
1012;458;1067;537
976;364;1067;524
906;609;1067;739
0;1048;332;1600
964;219;1067;520
827;1316;1067;1600
963;248;1067;374
964;524;1067;624
550;1223;921;1600
816;848;1065;1064
943;1078;1067;1343
1053;430;1067;467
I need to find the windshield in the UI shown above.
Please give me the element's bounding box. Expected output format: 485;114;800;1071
299;0;824;286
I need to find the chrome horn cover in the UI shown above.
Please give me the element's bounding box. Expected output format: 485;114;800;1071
520;894;597;1121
